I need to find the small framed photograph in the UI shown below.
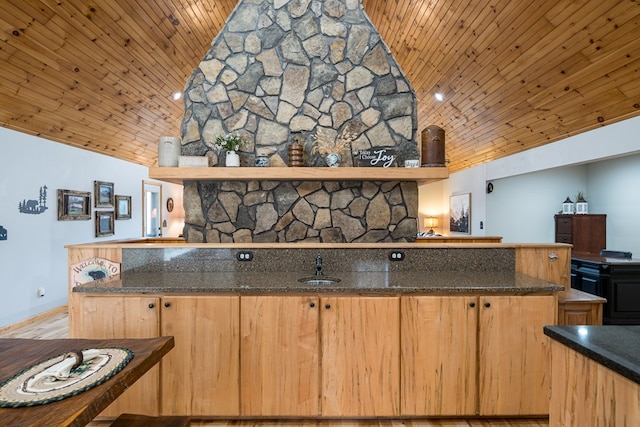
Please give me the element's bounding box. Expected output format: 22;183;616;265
94;180;114;208
95;211;115;237
115;195;132;220
449;192;471;234
57;189;91;221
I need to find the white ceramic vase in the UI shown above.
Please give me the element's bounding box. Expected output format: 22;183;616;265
325;153;341;167
226;150;240;167
158;136;181;167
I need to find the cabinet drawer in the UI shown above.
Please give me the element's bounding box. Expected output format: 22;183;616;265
556;217;572;234
556;233;572;244
579;276;603;296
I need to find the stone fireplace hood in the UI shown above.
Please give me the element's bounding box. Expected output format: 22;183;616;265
178;0;425;243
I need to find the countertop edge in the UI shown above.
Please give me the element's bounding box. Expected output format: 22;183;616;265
544;326;640;385
65;240;572;250
73;285;563;294
71;271;563;295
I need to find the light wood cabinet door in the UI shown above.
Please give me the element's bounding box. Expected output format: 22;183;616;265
478;295;556;415
558;302;603;325
240;296;320;416
401;296;478;416
321;296;400;417
69;294;161;416
160;296;240;416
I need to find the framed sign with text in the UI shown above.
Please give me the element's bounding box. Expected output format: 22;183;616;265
356;148;398;167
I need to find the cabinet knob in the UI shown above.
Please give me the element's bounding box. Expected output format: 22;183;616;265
164;302;171;308
148;303;155;309
325;303;331;309
309;302;315;308
484;302;491;308
469;302;476;308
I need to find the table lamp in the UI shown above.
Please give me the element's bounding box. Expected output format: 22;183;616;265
424;216;439;235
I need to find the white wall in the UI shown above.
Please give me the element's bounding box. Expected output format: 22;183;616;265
0;127;183;328
419;115;640;255
485;165;588;243
587;154;640;253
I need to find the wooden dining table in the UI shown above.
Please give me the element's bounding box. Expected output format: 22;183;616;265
0;336;174;427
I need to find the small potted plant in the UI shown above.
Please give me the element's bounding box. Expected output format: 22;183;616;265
575;192;588;214
214;133;246;167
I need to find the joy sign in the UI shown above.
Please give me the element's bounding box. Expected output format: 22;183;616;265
357;148;398;168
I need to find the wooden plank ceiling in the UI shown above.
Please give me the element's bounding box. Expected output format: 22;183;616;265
1;0;639;173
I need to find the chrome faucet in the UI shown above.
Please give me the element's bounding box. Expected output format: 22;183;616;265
315;254;324;276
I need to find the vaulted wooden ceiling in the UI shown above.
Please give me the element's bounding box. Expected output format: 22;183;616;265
1;0;639;173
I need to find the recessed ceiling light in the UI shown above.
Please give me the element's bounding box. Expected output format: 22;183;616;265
434;92;444;102
172;91;183;101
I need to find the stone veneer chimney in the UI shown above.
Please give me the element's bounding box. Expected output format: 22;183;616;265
180;0;420;243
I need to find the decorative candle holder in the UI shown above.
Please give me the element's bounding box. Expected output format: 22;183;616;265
562;197;575;214
288;143;304;167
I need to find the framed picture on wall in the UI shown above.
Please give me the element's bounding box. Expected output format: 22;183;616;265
115;195;132;220
95;211;115;237
94;180;114;208
450;193;471;234
57;189;91;221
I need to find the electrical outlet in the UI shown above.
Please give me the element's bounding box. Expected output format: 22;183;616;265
389;250;405;261
236;251;254;261
37;287;45;297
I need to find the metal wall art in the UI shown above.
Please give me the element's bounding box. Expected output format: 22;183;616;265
0;225;7;241
18;185;49;214
94;181;114;208
95;211;115;237
57;189;91;221
115;195;131;220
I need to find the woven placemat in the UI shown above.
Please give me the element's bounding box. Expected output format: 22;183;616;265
0;347;133;407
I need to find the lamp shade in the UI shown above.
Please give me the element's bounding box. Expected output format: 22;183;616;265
424;217;439;228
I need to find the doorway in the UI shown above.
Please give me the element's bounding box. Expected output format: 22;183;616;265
142;181;163;237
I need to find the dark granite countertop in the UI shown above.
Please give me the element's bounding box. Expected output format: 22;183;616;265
73;271;562;294
571;252;640;266
544;325;640;385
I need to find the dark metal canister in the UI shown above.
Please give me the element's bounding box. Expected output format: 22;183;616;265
421;125;445;166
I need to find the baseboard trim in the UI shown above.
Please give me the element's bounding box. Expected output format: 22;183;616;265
0;305;68;335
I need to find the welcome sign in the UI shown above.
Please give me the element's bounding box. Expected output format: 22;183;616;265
70;257;121;287
357;148;398;167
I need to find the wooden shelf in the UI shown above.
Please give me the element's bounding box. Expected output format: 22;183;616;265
148;166;449;185
416;236;503;243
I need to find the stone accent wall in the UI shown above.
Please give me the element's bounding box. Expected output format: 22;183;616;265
180;0;419;243
183;180;417;243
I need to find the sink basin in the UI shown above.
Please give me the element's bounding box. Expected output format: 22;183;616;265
298;277;341;285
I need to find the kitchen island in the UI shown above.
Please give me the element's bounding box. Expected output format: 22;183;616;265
545;325;640;426
68;241;568;421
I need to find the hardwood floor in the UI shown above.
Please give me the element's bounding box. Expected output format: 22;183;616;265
0;306;69;339
87;419;549;427
0;308;549;427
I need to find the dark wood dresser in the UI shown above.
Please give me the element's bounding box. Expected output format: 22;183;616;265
555;214;606;254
